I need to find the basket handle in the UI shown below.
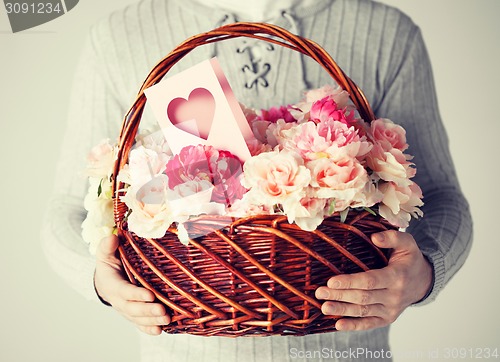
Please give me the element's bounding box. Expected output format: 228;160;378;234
113;22;375;222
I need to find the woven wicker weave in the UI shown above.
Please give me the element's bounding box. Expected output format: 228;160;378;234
112;22;394;337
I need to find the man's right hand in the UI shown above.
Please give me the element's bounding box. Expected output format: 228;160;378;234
94;235;171;335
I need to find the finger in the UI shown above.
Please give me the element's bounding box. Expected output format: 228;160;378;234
316;286;389;306
335;316;387;331
321;301;384;318
327;267;396;290
137;325;163;336
118;300;167;318
127;314;171;327
116;281;156;303
371;230;417;251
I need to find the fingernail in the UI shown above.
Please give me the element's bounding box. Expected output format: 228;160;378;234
328;280;341;289
324;303;335;315
316;288;329;299
153;307;164;316
373;233;385;243
158;316;170;324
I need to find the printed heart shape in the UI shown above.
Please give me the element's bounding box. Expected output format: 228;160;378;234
167;88;216;140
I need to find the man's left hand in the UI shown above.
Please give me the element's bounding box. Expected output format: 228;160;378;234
315;230;433;331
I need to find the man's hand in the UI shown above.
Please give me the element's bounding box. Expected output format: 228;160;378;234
94;235;171;335
315;230;433;331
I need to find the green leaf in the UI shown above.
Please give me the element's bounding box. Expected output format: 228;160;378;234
97;179;103;197
340;208;349;223
363;207;377;216
328;199;336;215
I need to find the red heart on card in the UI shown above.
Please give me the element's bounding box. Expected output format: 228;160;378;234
167;88;216;140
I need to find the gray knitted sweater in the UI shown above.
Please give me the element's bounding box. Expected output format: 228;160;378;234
41;0;472;361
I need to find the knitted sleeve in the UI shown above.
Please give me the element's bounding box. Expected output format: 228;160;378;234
40;25;125;301
375;27;473;305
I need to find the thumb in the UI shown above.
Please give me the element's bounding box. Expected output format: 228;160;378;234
371;230;416;251
96;235;119;261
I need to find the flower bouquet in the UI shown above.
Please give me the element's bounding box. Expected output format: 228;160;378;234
82;23;423;337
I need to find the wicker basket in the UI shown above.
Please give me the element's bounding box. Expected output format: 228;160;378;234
112;22;394;337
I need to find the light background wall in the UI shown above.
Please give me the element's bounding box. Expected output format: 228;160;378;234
0;1;498;361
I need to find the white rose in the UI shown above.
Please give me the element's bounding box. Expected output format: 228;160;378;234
85;139;117;178
121;182;174;239
124;146;170;189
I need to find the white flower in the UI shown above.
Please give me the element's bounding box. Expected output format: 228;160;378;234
118;145;171;189
85;139;117;178
82;176;115;254
121;179;174;239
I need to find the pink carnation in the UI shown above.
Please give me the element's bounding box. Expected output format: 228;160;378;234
258;105;296;123
164;145;246;206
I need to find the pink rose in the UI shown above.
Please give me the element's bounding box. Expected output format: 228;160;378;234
367;144;415;187
243;150;311;205
308;157;369;203
370;118;408;151
378;182;424;228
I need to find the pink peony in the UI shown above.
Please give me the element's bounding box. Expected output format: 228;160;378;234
245;137;272;156
316;119;372;160
283;197;327;231
367;144;416;187
249;119;271;144
266;119;298;149
280;122;330;160
309;97;356;126
280;120;371;161
303;85;351;108
370;118;408;152
378;182;424;228
308;157;369;203
243;150;311;205
258;105;296;123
